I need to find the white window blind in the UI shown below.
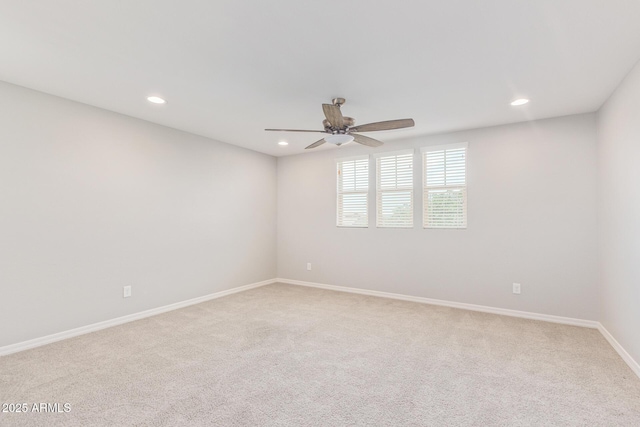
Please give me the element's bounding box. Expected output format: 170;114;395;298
376;150;414;228
336;156;369;227
422;142;467;229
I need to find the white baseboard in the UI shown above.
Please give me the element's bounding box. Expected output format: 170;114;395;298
276;278;599;328
598;323;640;379
5;277;639;381
0;278;277;357
277;278;640;379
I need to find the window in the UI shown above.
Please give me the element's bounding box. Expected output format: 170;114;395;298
375;150;414;228
336;156;369;227
422;142;467;228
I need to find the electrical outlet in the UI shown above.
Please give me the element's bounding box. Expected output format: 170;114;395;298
123;285;132;298
307;262;312;271
512;283;521;295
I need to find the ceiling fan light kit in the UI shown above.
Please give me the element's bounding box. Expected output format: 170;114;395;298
325;134;354;146
265;98;415;150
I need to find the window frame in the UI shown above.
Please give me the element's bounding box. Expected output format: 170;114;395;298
335;155;370;228
374;149;415;228
421;142;468;229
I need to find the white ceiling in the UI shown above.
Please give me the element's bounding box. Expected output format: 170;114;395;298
1;1;639;157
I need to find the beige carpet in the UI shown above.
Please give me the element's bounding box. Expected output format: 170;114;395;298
1;283;639;426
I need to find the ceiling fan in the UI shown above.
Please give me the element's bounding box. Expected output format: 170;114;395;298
265;98;415;149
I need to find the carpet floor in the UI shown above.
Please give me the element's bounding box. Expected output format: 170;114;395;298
1;283;639;426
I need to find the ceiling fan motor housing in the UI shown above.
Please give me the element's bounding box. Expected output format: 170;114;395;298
323;117;355;132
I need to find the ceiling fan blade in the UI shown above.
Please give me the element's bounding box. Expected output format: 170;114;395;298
305;138;326;149
352;134;383;147
322;104;345;128
349;118;415;133
265;129;326;133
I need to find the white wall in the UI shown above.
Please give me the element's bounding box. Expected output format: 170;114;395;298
278;114;599;320
0;77;611;350
0;81;277;347
597;60;640;365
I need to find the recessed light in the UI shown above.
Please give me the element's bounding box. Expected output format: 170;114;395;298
147;96;166;104
510;98;529;106
278;141;289;146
